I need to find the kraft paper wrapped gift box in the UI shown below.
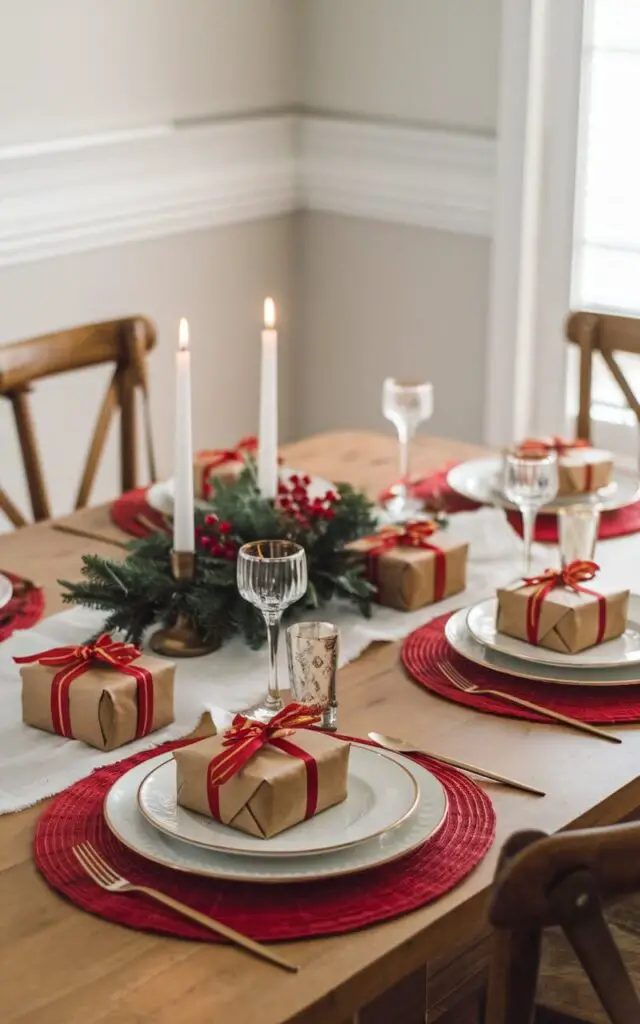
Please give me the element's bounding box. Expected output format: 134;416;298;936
496;580;629;655
19;645;175;751
174;728;350;839
347;527;468;612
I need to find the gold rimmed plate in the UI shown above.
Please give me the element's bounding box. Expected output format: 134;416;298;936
137;745;419;858
104;747;448;884
445;607;640;687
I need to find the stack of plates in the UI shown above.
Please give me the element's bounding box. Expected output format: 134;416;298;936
446;457;640;513
445;595;640;687
104;744;448;883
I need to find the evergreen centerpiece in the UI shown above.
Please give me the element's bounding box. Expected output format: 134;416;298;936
59;469;377;650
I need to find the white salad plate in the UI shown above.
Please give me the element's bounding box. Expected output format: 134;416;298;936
445;607;640;687
147;467;334;515
466;595;640;670
137;745;419;858
446;457;640;514
0;573;13;610
104;748;448;884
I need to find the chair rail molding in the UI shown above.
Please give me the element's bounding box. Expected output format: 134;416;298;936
297;116;496;238
0;116;298;267
0;113;496;267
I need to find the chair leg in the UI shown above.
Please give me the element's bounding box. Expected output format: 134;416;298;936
552;871;640;1024
485;926;541;1024
117;364;137;493
10;388;50;521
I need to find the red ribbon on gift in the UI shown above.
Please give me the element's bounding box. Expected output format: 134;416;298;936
522;559;606;645
363;520;447;602
14;634;154;740
196;436;258;499
517;436;593;491
206;703;323;821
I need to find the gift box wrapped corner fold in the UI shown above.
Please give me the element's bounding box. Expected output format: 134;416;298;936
516;437;613;496
496;560;629;655
174;704;350;839
193;436;258;500
346;521;468;612
16;634;175;750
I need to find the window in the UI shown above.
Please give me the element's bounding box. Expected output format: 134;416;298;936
571;0;640;432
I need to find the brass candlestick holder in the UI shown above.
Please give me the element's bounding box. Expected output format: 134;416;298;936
149;551;220;658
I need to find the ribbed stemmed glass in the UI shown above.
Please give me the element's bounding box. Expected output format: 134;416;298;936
503;451;559;575
382;378;434;522
237;540;308;723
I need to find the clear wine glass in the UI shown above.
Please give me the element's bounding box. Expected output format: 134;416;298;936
237;540;308;723
382;378;434;522
503;451;559;575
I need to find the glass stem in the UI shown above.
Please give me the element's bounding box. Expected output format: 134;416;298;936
397;422;412;500
264;611;283;710
521;506;537;575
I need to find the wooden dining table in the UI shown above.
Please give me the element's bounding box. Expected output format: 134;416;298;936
2;430;640;1024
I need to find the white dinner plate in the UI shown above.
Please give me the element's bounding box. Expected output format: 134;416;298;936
446;458;640;514
104;747;448;883
147;467;335;516
137;745;419;858
0;573;12;610
445;607;640;687
466;595;640;670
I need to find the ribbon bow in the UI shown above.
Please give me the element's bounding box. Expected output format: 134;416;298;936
15;633;154;739
517;436;591;457
362;520;447;603
208;703;322;786
365;520;440;556
196;436;258;498
206;703;324;822
522;560;605;645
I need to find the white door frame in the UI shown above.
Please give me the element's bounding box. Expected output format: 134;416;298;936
484;0;586;447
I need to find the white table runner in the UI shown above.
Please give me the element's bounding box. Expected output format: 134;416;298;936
1;508;633;813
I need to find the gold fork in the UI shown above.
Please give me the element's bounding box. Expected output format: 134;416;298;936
73;842;298;973
439;660;621;744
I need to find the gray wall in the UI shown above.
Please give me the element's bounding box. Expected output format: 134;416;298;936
294;212;491;441
299;0;500;132
0;0;297;520
0;0;296;144
0;219;296;518
294;0;500;443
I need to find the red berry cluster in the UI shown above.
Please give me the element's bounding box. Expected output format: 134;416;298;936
277;474;339;528
195;513;238;560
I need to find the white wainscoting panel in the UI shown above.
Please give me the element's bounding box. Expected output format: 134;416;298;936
0;113;497;266
298;115;496;238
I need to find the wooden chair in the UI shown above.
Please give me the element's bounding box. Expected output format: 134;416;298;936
485;824;640;1024
566;310;640;442
0;317;157;526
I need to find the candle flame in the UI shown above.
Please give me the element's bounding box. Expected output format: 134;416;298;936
179;317;189;350
263;297;276;329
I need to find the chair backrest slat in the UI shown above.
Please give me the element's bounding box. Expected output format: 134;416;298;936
566;310;640;440
0;316;157;525
486;822;640;1023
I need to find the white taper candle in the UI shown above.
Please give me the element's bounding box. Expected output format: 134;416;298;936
173;317;195;552
258;297;278;499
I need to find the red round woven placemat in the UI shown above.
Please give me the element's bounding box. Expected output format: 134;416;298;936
110;488;167;538
33;738;495;943
403;613;640;725
391;467;640;544
0;572;45;642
